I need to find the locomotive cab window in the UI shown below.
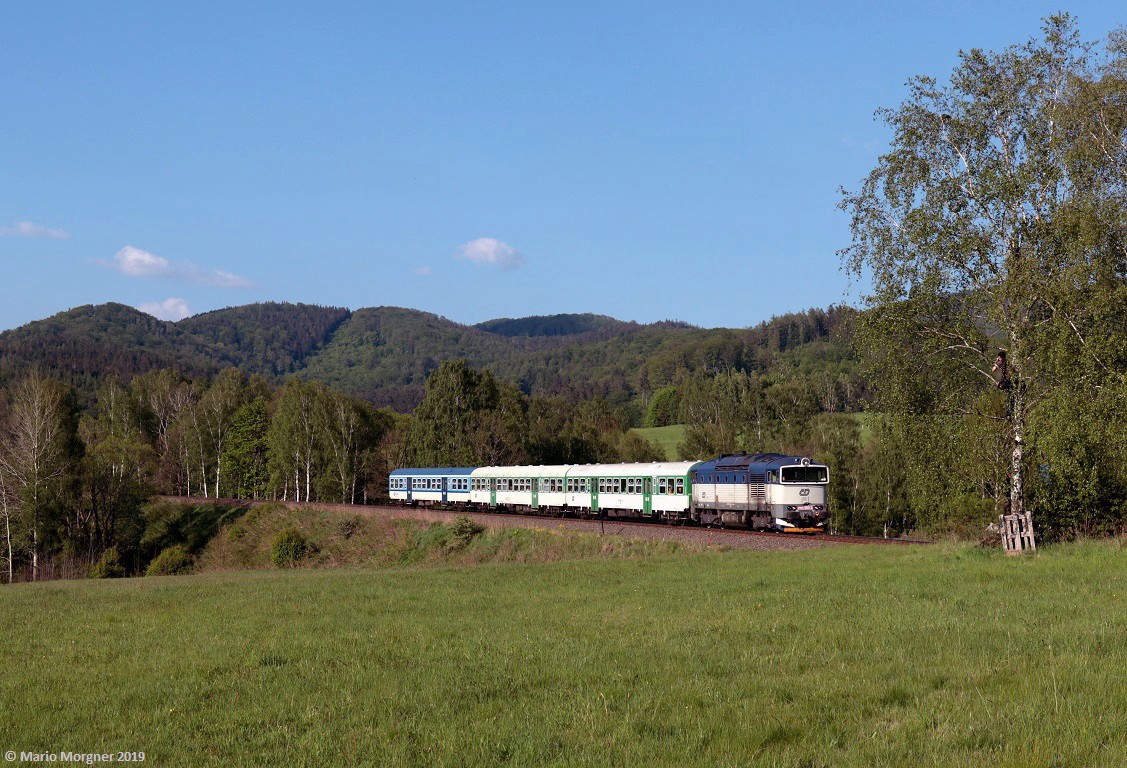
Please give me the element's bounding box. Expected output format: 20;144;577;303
781;466;829;483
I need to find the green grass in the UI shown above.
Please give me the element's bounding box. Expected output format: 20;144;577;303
2;541;1126;766
632;424;687;460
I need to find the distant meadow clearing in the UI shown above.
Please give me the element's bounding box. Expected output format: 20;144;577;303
2;541;1125;767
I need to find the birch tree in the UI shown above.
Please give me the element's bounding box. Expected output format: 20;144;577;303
840;15;1127;525
0;372;76;580
267;380;324;502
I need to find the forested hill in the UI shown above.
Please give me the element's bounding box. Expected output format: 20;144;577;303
0;302;860;411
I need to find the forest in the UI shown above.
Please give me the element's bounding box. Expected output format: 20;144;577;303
0;362;672;582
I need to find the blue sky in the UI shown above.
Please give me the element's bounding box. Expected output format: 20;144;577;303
1;1;1121;331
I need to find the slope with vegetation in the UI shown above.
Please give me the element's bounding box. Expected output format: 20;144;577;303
0;302;862;413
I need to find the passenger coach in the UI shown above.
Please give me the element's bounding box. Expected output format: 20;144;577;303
389;467;474;505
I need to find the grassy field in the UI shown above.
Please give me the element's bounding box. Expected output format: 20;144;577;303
2;541;1125;767
631;424;687;460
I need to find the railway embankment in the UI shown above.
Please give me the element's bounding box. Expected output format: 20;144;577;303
160;496;930;556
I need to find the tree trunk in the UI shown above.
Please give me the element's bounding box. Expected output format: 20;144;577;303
2;497;12;584
1009;381;1026;519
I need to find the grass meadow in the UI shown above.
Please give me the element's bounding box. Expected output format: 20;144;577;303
2;540;1125;767
631;424;687;460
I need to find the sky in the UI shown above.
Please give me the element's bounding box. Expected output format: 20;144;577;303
1;1;1122;331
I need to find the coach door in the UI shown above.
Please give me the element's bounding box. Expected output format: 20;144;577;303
441;477;448;504
590;477;599;514
489;479;497;507
405;477;413;503
643;478;653;517
531;479;539;511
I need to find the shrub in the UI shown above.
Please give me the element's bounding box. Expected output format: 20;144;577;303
337;515;362;539
271;527;309;568
146;545;194;576
89;547;125;579
448;515;486;550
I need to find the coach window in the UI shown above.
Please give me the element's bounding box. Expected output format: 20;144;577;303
675;479;685;494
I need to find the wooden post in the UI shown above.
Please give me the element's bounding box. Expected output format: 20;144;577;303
1000;511;1036;555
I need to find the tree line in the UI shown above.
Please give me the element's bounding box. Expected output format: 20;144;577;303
0;361;661;582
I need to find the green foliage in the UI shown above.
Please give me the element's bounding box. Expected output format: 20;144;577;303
89;547;125;578
140;501;246;564
1027;378;1127;537
271;527;309;568
178;302;350;376
407;360;523;467
221;398;269;499
840;15;1127;534
642;386;681;428
145;545;193;576
475;313;629;337
448;515;485;550
1;302;863;415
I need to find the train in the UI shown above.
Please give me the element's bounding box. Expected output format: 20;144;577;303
389;453;830;532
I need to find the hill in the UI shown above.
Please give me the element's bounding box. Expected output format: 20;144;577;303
0;302;860;411
475;313;637;338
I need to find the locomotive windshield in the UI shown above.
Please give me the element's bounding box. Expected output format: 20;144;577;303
781;466;828;483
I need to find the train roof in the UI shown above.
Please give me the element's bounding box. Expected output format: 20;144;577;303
566;461;701;478
471;465;575;478
389;467;476;477
693;454;827;473
470;462;702;479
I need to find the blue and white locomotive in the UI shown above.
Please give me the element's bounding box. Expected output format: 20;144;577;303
691;453;828;532
390;453;829;532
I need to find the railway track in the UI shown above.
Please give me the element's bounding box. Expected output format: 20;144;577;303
160;496;932;550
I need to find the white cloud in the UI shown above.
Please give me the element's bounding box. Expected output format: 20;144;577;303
414;265;433;276
114;245;170;277
455;237;524;270
138;298;193;321
0;221;70;239
106;245;254;288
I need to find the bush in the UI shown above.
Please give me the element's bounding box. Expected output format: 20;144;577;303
448;515;486;550
146;545;194;576
271;527;309;568
337;515;362;539
89;547;125;579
